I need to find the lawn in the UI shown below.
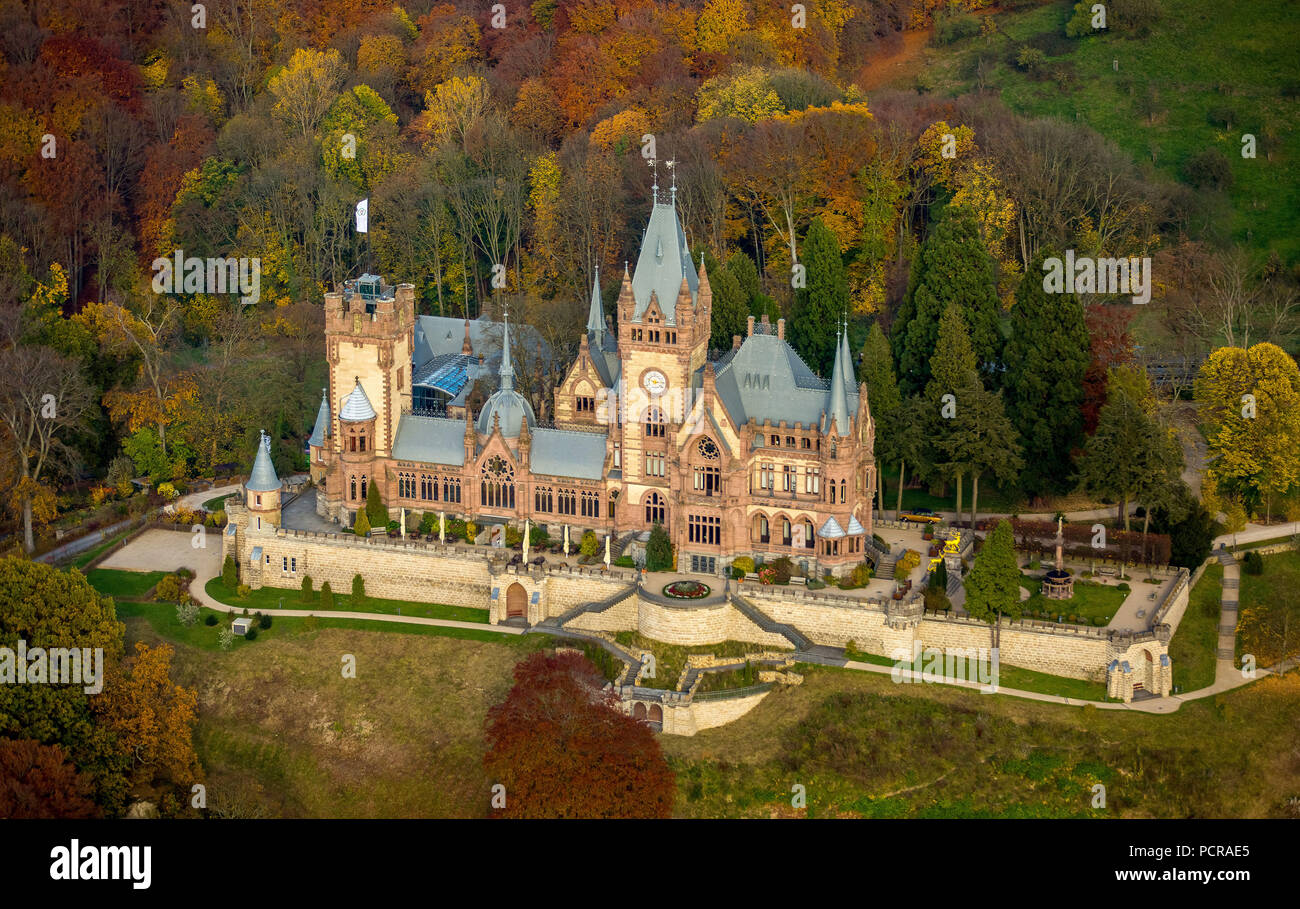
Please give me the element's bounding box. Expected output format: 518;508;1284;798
1168;563;1221;692
119;607;545;817
1237;550;1300;667
86;568;166;600
612;631;789;690
202;493;234;511
204;577;489;624
924;0;1300;263
1019;574;1127;625
860;652;1109;701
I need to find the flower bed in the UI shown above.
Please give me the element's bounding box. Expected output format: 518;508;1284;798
662;580;711;599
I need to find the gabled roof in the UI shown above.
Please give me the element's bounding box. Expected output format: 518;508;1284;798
530;428;607;480
630;200;698;324
391;414;466;466
307;389;330;448
340;378;377;422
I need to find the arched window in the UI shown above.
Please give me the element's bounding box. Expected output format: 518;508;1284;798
644;406;665;439
755;514;769;544
350;476;357;500
360;476;368;500
803;520;815;549
480;456;515;509
782;518;791;546
840;478;847;503
644;492;665;525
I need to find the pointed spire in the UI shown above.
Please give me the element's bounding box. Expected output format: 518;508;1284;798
586;265;604;344
498;306;514;392
308;388;331;448
247;429;281;492
826;322;849;436
840;314;854;393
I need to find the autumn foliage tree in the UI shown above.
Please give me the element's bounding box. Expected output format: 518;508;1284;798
483;651;674;818
0;738;100;819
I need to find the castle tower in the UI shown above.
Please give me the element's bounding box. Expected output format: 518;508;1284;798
245;430;282;532
323;274;414;459
476;308;535;438
307;388;330;485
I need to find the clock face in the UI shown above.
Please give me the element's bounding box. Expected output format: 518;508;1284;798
643;370;667;395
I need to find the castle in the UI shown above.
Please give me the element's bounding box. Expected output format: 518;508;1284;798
291;190;876;579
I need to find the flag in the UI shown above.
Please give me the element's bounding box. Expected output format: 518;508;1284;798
355;198;368;233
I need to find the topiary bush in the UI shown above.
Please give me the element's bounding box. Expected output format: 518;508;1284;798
300;575;314;602
154;574;183;602
258;612;272;629
1243;550;1264;575
204;613;218;626
243;626;258;641
320;581;334;609
222;554;238;588
352;573;366;605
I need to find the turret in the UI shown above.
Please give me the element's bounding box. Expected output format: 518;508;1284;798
245;430;282;531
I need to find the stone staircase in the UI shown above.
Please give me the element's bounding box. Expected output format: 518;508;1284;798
1216;548;1239;661
729;593;812;651
874;551;902;580
537;584;637;630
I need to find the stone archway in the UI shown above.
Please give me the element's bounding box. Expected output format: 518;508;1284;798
648;704;663;725
1141;649;1155;692
506;582;526;618
632;703;648;722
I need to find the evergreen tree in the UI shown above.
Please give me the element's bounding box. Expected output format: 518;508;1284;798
353;508;370;536
938;384;1023;530
222;554;238;588
1003;251;1090;498
352;573;366;605
788;217;848;377
893;207;1002;395
859;322;900;421
365;481;388;527
698;249;747;350
300;575;313;603
320;581;334;609
963;520;1023;648
883;396;930;519
727;250;761;305
925;303;982;518
646;522;673;572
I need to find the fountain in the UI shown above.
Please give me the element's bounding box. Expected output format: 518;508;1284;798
1041;517;1075;600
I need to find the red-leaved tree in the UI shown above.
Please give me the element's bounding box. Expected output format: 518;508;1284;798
0;738;100;819
483;650;675;818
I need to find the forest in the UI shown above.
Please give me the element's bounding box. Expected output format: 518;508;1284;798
0;0;1298;557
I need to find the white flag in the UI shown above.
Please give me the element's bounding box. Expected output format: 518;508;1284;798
355;198;368;233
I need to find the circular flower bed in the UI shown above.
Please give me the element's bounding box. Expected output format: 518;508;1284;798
662;580;711;599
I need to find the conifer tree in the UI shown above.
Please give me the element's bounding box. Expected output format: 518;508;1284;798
925;303;982;518
859;322;900;421
893;206;1002;395
788;217;848;377
353;508;370;536
1003;251;1090;499
698;249;748;350
963;520;1023;648
365;481;389;527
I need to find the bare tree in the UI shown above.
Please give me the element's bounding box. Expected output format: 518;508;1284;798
0;345;93;552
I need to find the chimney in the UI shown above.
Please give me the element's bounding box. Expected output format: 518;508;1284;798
732;334;741;350
777;317;785;340
747;315;755;337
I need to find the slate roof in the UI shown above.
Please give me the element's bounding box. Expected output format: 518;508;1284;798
630;200;698;324
307;389;330;448
391;415;467;466
530;428;607;480
246;431;280;492
712;330;859;430
340;379;377;422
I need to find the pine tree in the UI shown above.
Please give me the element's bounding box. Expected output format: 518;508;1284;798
940;385;1023;530
353;508;370;536
1003;251;1090;498
352;573;366;606
646;523;673;572
727;250;761;305
320;581;334;609
222;555;238;588
893;206;1002;395
788;217;848;377
963;519;1023;648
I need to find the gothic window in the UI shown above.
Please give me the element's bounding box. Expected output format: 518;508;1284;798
557;488;576;516
803;520;815;549
581;491;599;518
480;456;516;509
644;407;665;439
805;467;820;495
840;479;847;503
754;514;770;544
782;518;792;546
697;437;719;461
576;396;594;413
644;492;665;525
534;487;553;513
360;476;367;500
350;476;357;500
609;490;618;521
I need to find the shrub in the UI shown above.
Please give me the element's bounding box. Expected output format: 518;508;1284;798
418;512;435;535
1243;550;1264;575
243;626;258;641
465;520;477;542
731;556;755;574
259;613;273;629
218;627;234;651
154;574;183;602
579;530;599;557
352;573;366;605
386;520;400;535
934;8;980;44
529;526;550;548
320;581;333;609
770;556;794;584
1116;582;1131;592
1015;46;1047;74
204;613;218;626
839;562;873;589
614;556;635;568
730;566;745;580
300;575;314;602
177;567;195;580
1183;148;1233;191
236;583;251;598
176;601;199;627
353;508;371;536
222;554;238;588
